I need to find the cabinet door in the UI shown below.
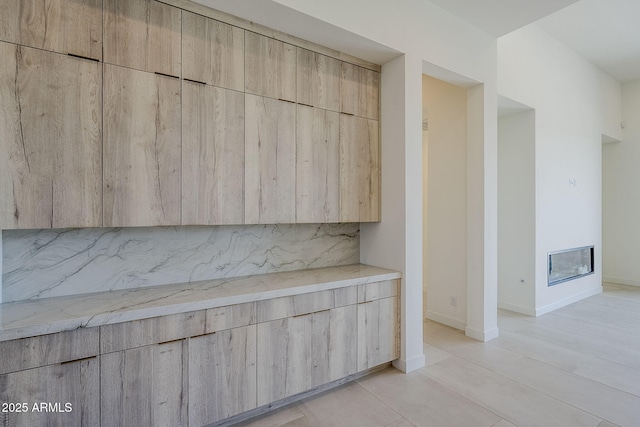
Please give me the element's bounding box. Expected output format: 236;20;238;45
256;306;357;405
0;0;102;60
182;11;244;91
357;297;399;371
340;63;380;120
104;0;181;76
189;325;257;425
182;82;244;225
339;114;380;222
103;64;181;227
245;95;296;224
297;48;340;111
245;32;296;102
0;357;99;426
0;42;102;229
101;341;186;427
296;106;340;223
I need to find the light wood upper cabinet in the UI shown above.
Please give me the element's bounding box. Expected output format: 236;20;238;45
296;106;340;223
0;0;102;60
189;325;258;425
297;48;340;111
340;114;380;222
182;82;245;225
104;0;181;76
245;32;296;102
103;65;181;227
101;341;187;427
182;11;244;91
0;42;102;229
245;94;296;224
341;62;380;120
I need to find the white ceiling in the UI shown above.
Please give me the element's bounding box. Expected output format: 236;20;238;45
426;0;580;37
196;0;640;83
535;0;640;83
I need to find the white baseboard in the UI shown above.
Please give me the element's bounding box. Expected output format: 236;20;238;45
498;301;536;316
465;326;499;342
535;286;602;316
603;276;640;287
393;353;426;373
424;310;466;331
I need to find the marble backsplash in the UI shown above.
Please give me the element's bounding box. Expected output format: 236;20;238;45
2;223;359;303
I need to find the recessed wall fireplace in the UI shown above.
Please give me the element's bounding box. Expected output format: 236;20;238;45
548;246;594;286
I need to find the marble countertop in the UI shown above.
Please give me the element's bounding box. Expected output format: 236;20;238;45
0;264;401;342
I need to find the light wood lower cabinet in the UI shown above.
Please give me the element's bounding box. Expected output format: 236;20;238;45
0;280;398;426
0;357;100;427
188;325;257;426
357;296;400;371
101;341;187;427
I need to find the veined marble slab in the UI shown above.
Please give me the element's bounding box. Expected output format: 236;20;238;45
0;264;401;342
2;224;359;302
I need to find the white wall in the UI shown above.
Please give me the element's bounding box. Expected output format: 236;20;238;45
422;75;468;330
498;110;536;315
498;25;621;314
603;80;640;286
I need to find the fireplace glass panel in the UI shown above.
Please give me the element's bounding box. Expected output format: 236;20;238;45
548;246;594;286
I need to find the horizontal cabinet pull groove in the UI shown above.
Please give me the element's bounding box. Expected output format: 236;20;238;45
158;338;184;345
189;333;211;339
61;355;98;365
154;71;179;79
183;78;207;85
67;53;99;62
278;98;296;103
340;112;355;116
298;102;313;107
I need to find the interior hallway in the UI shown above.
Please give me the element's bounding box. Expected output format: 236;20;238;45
238;283;640;427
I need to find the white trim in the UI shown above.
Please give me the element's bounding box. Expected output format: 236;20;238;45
535;286;603;316
603;276;640;287
425;310;467;331
392;353;426;373
465;326;499;342
498;301;536;316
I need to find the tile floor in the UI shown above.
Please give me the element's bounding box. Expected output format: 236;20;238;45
236;283;640;427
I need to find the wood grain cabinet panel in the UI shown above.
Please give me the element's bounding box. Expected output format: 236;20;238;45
297;48;340;111
182;11;244;91
357;296;399;371
0;42;102;229
296;106;340;223
339;114;380;222
101;341;187;427
257;306;357;405
104;0;181;76
341;62;380;120
245;94;296;224
182;82;244;225
103;65;181;227
189;325;257;425
245;32;296;102
0;0;102;60
0;357;99;427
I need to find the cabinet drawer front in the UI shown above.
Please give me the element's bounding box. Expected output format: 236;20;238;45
256;290;333;323
206;302;256;333
100;311;205;353
358;280;399;303
0;328;98;374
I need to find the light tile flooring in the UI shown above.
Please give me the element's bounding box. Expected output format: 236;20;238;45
237;283;640;427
